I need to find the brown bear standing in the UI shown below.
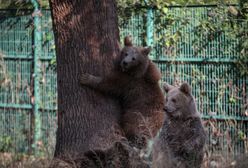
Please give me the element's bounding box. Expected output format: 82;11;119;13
80;36;164;149
152;82;206;168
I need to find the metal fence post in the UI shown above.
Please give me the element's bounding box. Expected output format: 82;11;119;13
146;5;154;59
31;0;42;155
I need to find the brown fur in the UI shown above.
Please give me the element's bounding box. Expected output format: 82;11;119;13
81;141;149;168
50;141;149;168
80;36;164;149
152;82;206;168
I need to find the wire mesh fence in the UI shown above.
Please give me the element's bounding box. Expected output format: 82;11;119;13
0;6;247;157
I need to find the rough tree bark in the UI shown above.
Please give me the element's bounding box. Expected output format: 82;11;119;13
49;0;123;157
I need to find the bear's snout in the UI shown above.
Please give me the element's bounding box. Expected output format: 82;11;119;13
122;60;128;66
121;60;129;71
163;106;169;112
164;105;177;113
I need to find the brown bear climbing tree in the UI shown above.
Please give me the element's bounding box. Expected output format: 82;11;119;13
80;36;165;149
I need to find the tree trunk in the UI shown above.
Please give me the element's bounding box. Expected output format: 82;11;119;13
49;0;123;157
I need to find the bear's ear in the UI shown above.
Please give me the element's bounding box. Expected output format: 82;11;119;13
179;82;192;95
141;46;151;56
124;35;133;46
163;82;174;93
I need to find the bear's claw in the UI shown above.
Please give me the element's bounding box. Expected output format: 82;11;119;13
80;73;91;84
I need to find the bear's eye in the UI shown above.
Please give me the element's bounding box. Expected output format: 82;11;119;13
132;57;136;61
125;53;128;56
172;98;177;103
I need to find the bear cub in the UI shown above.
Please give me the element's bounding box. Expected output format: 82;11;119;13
152;82;206;168
80;36;164;149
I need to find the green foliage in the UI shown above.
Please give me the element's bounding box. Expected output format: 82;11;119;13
193;3;248;75
116;0;238;7
0;0;49;9
117;0;248;75
0;0;32;9
38;0;49;8
0;136;13;152
1;1;247;75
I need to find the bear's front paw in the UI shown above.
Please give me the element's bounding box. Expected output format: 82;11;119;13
80;73;101;86
80;73;93;85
